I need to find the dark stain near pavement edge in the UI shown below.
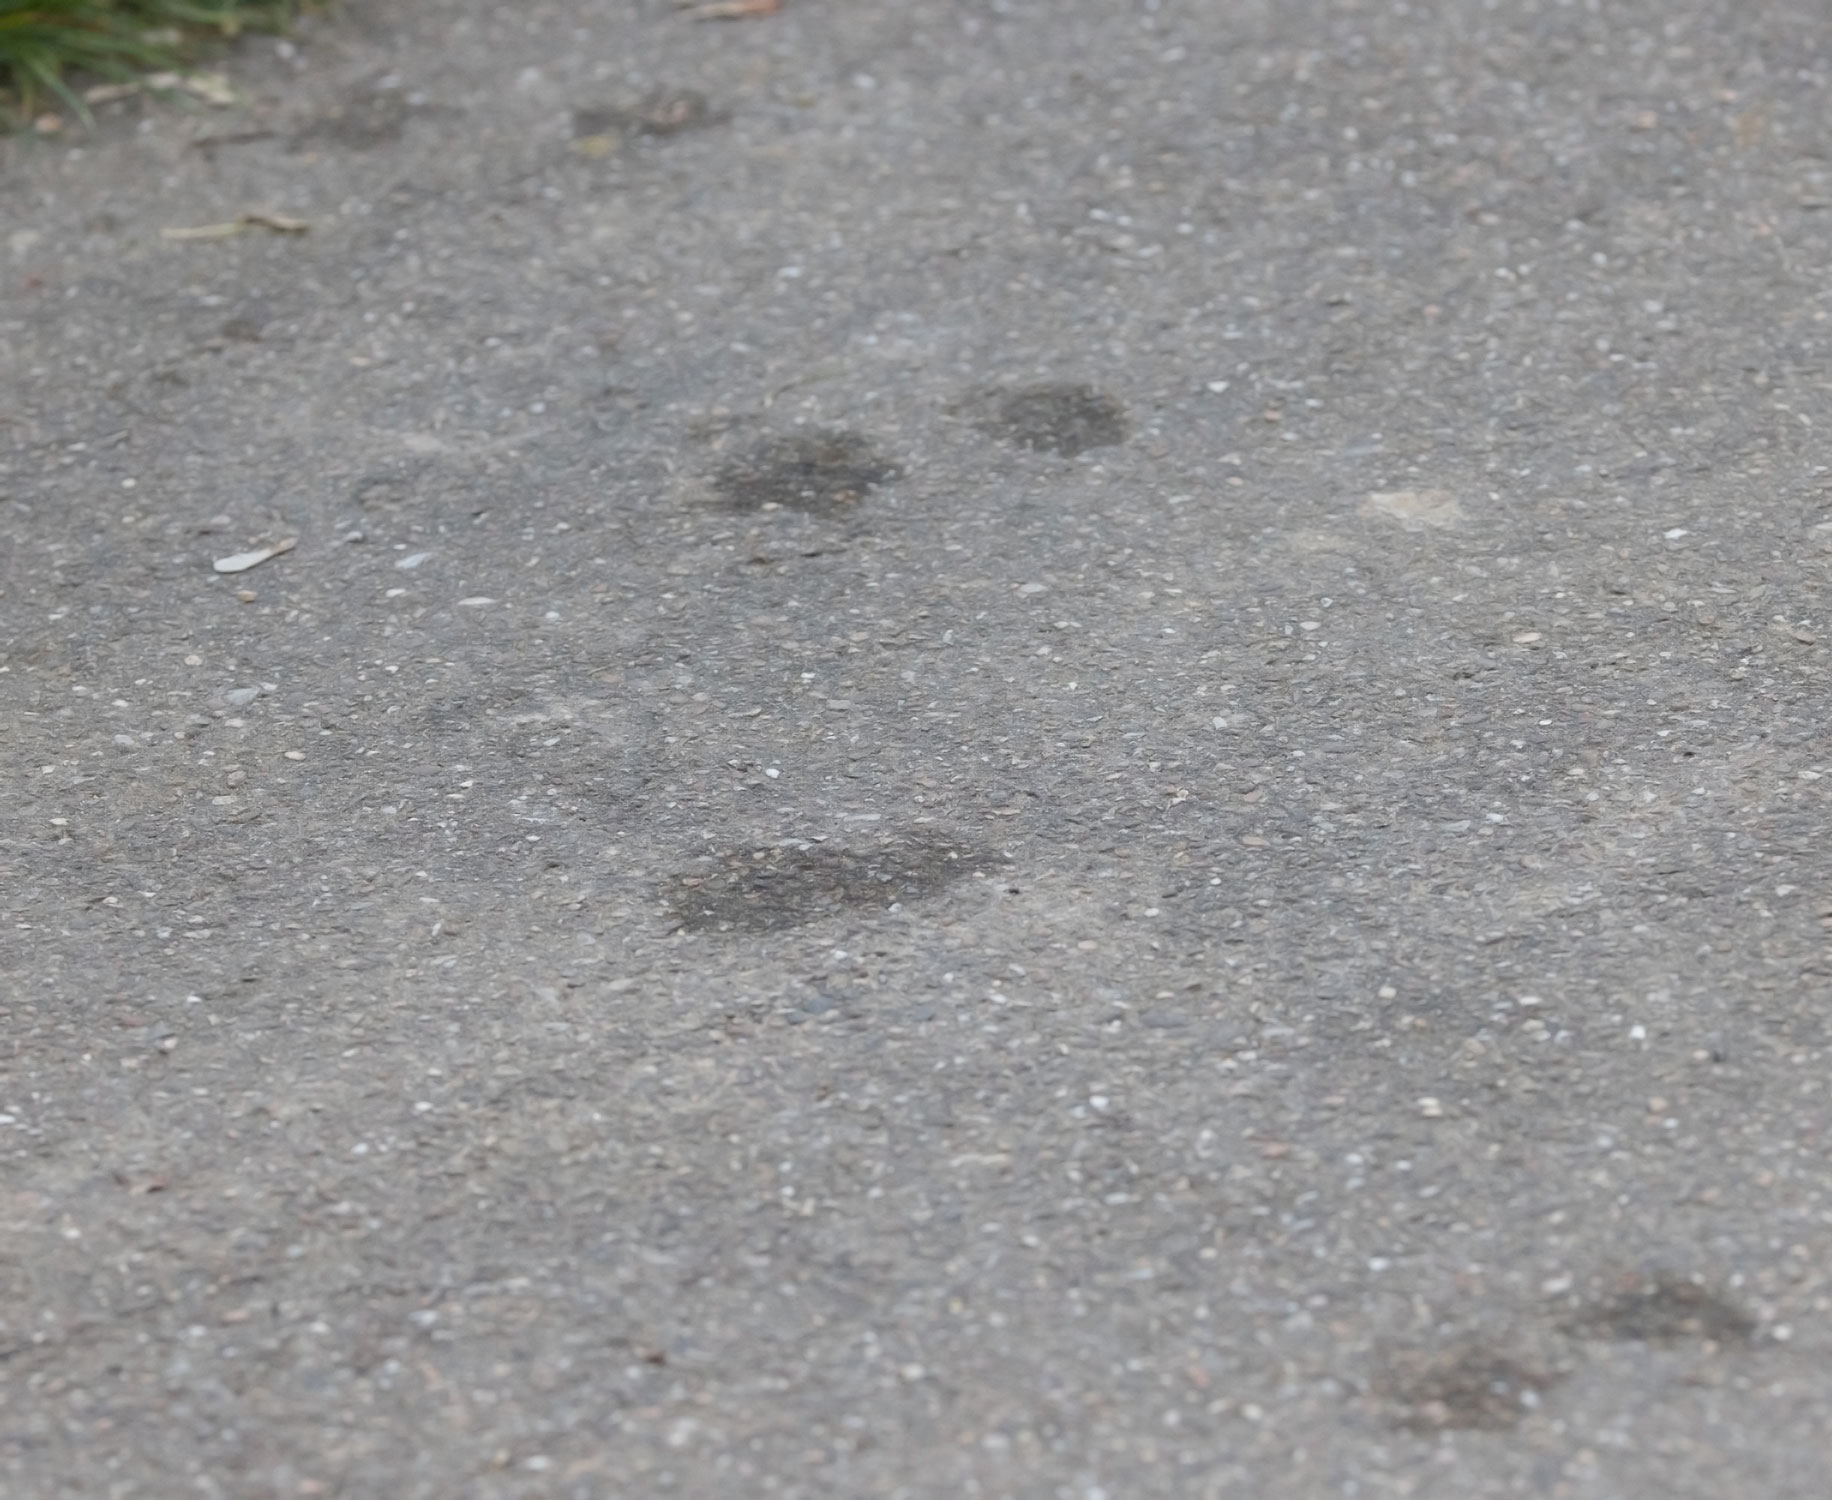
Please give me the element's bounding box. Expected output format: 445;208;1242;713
713;430;901;515
665;835;995;933
294;80;418;151
964;383;1129;457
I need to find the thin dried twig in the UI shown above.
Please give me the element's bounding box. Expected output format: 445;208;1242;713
162;211;309;241
677;0;781;19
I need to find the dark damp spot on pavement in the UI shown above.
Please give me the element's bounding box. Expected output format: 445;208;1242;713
351;467;424;511
296;83;415;150
1379;1344;1561;1432
574;89;720;139
969;383;1129;457
713;430;901;515
665;834;990;933
1564;1273;1755;1345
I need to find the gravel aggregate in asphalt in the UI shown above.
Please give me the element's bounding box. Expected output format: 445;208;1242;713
3;1;1831;1497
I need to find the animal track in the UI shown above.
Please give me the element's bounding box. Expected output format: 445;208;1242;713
665;834;990;933
713;430;901;515
573;88;721;140
1379;1343;1561;1432
1564;1272;1756;1346
964;383;1129;457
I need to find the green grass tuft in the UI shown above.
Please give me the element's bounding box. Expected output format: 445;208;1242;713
0;1;296;125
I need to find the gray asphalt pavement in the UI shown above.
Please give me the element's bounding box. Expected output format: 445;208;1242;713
3;1;1831;1495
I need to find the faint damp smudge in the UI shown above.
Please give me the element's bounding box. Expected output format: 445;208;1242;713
294;79;418;151
712;430;900;515
1378;1343;1562;1433
1563;1272;1756;1346
350;465;427;512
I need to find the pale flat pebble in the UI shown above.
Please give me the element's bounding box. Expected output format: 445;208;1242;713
1360;490;1463;529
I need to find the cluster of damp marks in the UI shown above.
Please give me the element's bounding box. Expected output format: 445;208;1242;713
712;430;902;516
702;385;1128;517
963;382;1130;458
665;386;1131;931
664;835;994;934
1379;1272;1758;1434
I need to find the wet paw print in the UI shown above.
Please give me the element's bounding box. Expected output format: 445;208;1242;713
1563;1271;1756;1346
665;835;991;933
294;78;422;151
573;88;722;154
1379;1343;1562;1433
1378;1272;1759;1435
960;383;1129;458
713;430;901;516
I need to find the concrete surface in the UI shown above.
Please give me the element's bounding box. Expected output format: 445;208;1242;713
3;1;1831;1495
